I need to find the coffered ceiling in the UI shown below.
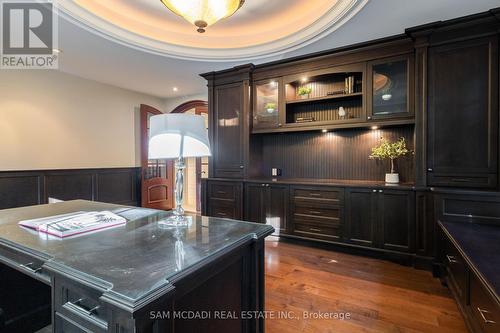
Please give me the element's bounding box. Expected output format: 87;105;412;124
55;0;500;99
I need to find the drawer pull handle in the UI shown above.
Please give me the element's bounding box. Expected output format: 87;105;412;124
66;298;101;316
217;212;227;216
19;262;42;274
451;178;472;183
309;227;322;232
216;190;227;194
308;210;322;215
477;307;496;324
309;193;321;197
446;255;458;263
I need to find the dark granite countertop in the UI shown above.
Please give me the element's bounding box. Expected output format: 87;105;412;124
439;220;500;301
206;177;415;190
0;200;273;307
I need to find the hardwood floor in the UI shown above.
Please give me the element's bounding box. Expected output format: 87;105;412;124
264;238;467;333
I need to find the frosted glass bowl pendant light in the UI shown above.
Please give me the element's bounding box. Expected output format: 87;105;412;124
160;0;245;33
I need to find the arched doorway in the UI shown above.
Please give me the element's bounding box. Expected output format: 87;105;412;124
171;100;208;213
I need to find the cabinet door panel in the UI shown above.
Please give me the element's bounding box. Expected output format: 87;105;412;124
244;184;265;223
378;190;415;252
367;54;414;120
213;83;245;178
267;185;289;235
345;188;377;247
427;37;498;187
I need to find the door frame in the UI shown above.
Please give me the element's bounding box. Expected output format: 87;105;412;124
140;104;174;209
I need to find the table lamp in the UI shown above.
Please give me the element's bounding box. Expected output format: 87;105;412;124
149;114;211;225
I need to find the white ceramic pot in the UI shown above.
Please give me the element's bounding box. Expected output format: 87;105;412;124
385;173;399;184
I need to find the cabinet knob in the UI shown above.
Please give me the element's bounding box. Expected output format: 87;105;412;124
379;190;383;193
367;116;372;120
261;183;265;187
427;168;433;172
239;165;244;169
372;189;377;193
266;184;270;187
278;123;282;127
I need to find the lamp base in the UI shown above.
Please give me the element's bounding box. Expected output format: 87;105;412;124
158;215;192;228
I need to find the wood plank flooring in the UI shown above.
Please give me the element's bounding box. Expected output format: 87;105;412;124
264;238;467;333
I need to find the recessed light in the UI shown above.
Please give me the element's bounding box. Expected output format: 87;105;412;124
322;129;328;133
371;126;379;130
173;87;178;92
301;77;308;83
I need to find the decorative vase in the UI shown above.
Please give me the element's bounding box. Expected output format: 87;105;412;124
266;108;275;114
385;173;399;184
300;94;309;99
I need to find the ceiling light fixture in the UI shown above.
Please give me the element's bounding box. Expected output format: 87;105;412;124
160;0;245;33
173;87;178;92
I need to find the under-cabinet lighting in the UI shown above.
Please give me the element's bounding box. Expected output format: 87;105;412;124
322;129;328;133
371;126;379;130
301;77;308;83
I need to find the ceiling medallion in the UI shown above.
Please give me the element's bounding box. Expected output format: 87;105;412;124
160;0;245;33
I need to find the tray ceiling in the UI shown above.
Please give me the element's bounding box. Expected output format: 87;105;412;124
59;0;369;61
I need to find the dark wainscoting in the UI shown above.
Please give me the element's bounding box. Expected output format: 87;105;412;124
261;125;415;182
0;168;141;210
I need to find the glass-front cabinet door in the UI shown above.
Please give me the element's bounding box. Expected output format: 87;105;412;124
253;79;282;131
367;55;414;120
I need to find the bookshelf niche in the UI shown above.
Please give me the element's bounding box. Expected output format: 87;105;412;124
284;71;363;125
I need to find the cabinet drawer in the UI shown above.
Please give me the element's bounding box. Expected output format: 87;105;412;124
55;312;92;333
293;220;342;240
444;238;467;302
428;174;497;188
208;183;239;200
0;242;50;284
470;274;500;333
54;278;108;333
294;205;341;219
292;187;344;203
208;199;240;219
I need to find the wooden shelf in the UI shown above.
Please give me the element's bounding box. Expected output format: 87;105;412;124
286;92;363;105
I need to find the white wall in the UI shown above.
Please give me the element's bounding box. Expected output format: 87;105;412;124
0;70;165;171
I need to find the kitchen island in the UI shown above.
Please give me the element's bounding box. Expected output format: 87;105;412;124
0;200;274;333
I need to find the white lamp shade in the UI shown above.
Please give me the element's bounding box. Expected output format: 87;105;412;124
149;114;211;159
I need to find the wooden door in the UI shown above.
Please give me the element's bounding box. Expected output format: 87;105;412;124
267;184;289;235
213;83;245;178
345;188;377;248
140;104;174;210
427;36;498;188
244;183;266;223
378;189;415;253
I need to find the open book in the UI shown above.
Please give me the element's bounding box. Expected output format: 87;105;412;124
18;211;127;238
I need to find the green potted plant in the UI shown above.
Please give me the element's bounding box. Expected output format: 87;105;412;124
265;102;277;114
369;137;411;184
297;86;312;99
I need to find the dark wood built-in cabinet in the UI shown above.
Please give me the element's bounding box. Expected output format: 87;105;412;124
202;9;500;275
200;10;500;332
367;54;414;121
205;180;243;220
345;188;415;252
290;186;344;242
244;182;289;235
427;36;499;188
212;82;247;178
